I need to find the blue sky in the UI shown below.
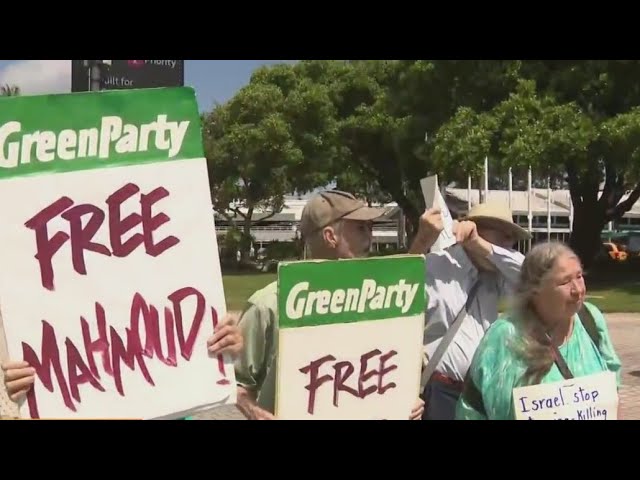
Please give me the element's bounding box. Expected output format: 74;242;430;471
0;60;295;111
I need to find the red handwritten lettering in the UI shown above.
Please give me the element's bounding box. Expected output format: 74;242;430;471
22;287;218;419
106;183;143;257
24;183;180;291
300;355;336;415
299;349;399;415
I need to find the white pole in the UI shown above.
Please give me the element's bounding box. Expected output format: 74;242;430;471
508;167;513;212
569;198;574;230
527;166;533;250
547;176;552;241
483;156;489;202
467;175;472;211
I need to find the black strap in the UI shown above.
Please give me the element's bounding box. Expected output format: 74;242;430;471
578;303;600;350
549;339;574;379
550;303;601;380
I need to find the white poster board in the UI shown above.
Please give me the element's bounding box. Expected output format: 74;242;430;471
0;87;236;419
512;371;618;420
275;255;425;420
420;174;455;252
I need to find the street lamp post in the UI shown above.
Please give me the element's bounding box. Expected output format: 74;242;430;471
83;60;112;92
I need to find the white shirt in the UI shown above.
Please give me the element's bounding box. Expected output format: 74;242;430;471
423;243;524;382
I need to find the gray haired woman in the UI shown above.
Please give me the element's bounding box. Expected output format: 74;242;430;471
456;241;622;420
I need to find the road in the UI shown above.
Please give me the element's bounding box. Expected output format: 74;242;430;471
193;312;640;420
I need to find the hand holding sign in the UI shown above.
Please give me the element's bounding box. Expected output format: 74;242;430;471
419;175;455;252
0;87;236;419
452;220;479;244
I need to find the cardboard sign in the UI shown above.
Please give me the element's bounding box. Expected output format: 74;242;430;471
275;255;425;420
0;87;235;419
420;175;455;252
512;371;618;420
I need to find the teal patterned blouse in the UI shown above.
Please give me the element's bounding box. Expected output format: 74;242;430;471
455;302;622;420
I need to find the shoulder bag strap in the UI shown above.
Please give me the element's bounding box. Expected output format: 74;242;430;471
548;303;601;381
577;303;600;349
420;279;482;390
548;336;574;380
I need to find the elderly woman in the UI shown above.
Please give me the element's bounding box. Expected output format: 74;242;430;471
456;241;622;420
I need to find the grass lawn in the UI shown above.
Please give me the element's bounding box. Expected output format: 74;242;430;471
222;273;640;314
223;273;276;311
584;282;640;313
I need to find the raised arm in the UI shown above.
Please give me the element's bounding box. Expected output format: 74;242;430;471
409;208;444;255
455;221;524;285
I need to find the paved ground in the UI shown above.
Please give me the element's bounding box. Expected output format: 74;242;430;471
605;313;640;420
194;313;640;420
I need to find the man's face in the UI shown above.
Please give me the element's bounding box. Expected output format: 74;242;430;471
477;225;517;249
334;220;373;258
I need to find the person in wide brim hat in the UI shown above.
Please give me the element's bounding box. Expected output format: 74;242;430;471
463;201;531;246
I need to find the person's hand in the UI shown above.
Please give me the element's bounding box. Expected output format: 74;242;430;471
252;408;276;420
453;220;478;244
417;208;444;242
409;397;425;420
207;311;243;358
1;361;35;402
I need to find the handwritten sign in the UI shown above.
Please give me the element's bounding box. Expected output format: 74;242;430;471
275;255;425;419
0;87;235;419
513;371;618;420
420;175;455;252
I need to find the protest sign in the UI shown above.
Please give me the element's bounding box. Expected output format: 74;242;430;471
512;371;618;420
0;87;235;419
420;174;455;252
275;255;425;419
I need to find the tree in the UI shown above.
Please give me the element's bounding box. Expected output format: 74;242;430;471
203;63;337;261
302;60;522;241
0;84;20;96
434;61;640;267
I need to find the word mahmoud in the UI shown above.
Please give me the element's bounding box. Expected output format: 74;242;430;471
285;279;419;320
0;115;189;168
300;348;398;415
22;286;229;419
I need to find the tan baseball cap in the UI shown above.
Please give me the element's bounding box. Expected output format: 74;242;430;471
299;190;387;238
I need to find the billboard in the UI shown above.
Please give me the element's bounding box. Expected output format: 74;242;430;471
71;60;184;92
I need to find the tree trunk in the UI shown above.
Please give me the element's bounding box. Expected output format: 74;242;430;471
240;206;254;264
403;207;421;248
569;205;606;270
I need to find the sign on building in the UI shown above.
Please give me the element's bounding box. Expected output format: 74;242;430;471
0;86;234;419
275;255;426;419
71;60;184;92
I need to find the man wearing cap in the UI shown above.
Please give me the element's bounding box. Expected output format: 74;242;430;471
410;201;530;420
234;190;425;420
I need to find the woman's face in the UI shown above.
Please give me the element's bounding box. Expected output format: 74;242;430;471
532;253;586;325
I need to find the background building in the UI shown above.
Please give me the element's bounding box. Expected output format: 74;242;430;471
213;187;640;256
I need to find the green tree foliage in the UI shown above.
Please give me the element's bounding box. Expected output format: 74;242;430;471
436;61;640;266
205;60;640;266
202;63;337;261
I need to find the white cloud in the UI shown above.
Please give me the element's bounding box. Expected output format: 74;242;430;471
0;60;70;95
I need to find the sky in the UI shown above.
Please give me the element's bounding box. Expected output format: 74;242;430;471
0;60;295;111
